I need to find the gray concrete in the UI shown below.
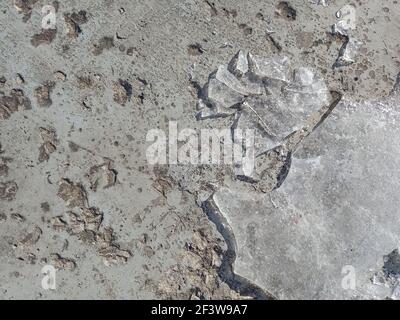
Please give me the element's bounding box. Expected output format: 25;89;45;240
1;0;400;299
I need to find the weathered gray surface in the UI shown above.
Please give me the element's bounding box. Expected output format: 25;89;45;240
1;0;400;300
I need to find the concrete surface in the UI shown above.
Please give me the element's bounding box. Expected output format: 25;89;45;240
0;0;399;300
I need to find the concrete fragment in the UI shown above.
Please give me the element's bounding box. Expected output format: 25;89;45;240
81;207;103;231
16;74;24;85
49;253;76;271
113;79;132;106
310;0;331;6
383;249;400;280
19;226;42;247
14;0;38;21
227;50;249;77
57;179;88;208
64;11;88;38
334;38;363;68
38;127;58;162
0;161;8;177
0;89;31;120
31;29;57;47
247;53;291;82
86;162;117;191
275;2;297;21
93;36;114;55
0;212;7;222
34;82;55;107
0;181;18;201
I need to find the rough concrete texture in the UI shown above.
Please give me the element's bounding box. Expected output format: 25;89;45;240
0;0;400;300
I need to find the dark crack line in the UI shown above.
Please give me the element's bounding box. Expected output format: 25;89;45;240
201;197;276;300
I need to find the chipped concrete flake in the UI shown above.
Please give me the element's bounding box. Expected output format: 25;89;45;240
64;11;88;39
49;253;76;271
93;36;115;56
54;178;131;267
0;89;31;120
19;226;42;247
310;0;331;6
34;82;55;107
57;179;88;208
86;162;117;192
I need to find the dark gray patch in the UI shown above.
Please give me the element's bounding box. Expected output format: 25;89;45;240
275;2;296;21
383;249;400;279
31;29;57;47
93;36;114;55
0;181;18;201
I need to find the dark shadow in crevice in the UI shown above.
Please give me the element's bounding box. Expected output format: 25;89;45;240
201;198;276;300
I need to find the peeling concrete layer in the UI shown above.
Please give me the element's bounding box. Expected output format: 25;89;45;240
212;93;400;299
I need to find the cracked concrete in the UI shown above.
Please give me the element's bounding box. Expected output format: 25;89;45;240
1;0;400;300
